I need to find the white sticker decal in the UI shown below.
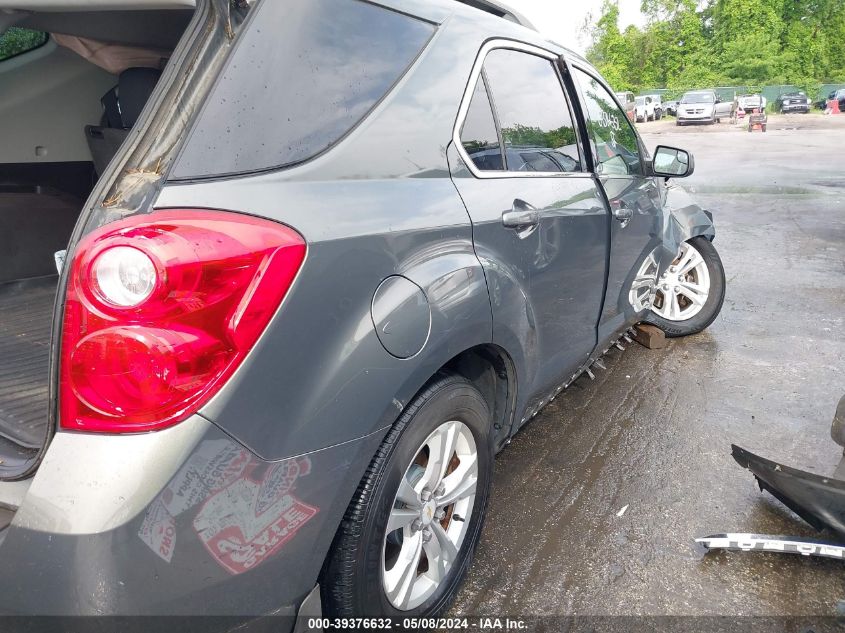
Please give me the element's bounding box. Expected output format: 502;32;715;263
138;498;177;563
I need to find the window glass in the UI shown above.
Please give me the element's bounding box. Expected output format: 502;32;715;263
573;68;643;177
460;76;504;171
0;28;47;62
482;49;580;173
172;0;434;179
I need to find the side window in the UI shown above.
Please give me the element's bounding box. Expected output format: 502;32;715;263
460;75;504;171
572;68;643;177
0;28;48;62
482;49;581;173
171;0;435;179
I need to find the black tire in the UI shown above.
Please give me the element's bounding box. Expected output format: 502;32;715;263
644;237;726;338
322;373;493;619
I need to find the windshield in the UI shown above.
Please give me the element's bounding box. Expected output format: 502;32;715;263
681;93;714;104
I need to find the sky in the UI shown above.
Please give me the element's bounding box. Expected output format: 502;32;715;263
506;0;646;55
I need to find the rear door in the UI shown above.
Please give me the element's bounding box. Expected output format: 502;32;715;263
569;64;665;343
450;42;609;416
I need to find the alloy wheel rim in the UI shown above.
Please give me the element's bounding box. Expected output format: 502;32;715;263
381;420;478;611
629;250;659;313
651;241;711;321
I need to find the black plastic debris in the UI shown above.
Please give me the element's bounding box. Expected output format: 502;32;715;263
730;444;845;538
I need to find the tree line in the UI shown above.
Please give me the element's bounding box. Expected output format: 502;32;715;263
585;0;845;95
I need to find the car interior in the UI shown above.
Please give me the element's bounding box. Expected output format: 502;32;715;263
0;3;193;464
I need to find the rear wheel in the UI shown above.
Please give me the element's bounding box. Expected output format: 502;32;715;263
642;237;726;337
323;374;493;618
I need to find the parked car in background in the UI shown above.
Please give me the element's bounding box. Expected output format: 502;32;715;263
0;0;725;624
776;91;811;113
738;94;766;113
826;88;845;110
677;90;726;125
816;89;845;110
615;90;636;122
641;94;664;119
663;100;679;116
635;95;656;122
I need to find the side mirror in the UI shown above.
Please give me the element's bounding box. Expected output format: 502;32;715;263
715;97;722;103
652;145;695;178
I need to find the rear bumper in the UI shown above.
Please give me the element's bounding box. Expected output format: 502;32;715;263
781;104;809;112
0;415;382;623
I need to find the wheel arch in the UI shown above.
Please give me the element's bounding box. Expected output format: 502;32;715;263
439;344;517;451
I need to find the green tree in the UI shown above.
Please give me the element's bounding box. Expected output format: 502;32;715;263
585;0;845;94
586;1;636;90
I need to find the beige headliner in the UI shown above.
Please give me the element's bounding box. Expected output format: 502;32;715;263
0;0;193;10
53;33;168;73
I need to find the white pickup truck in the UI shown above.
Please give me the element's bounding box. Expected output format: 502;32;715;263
738;94;767;113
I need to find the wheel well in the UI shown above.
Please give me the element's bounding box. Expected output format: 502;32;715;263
441;345;516;450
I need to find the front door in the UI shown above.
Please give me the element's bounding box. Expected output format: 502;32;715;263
569;66;666;344
450;43;610;418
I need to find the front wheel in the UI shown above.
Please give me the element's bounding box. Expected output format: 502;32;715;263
643;237;726;337
322;374;493;618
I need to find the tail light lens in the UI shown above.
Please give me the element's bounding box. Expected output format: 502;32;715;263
60;209;306;433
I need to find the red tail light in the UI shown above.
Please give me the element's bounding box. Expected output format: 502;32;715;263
60;209;306;433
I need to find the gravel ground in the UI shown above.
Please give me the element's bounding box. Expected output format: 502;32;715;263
450;113;845;622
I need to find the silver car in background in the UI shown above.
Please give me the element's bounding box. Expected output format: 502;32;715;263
677;90;732;125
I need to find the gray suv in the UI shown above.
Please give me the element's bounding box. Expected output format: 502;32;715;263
0;0;724;626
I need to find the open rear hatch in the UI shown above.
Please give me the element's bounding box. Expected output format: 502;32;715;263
0;0;252;482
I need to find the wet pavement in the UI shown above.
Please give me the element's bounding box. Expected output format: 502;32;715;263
452;114;845;617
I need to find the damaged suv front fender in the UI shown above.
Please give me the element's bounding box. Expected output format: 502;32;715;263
661;183;716;256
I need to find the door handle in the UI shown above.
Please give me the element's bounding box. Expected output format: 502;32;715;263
502;201;539;228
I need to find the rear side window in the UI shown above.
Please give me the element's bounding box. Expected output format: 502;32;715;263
482;49;581;173
460;76;504;171
0;28;48;62
172;0;434;180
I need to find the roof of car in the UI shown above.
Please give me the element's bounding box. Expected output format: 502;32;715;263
456;0;536;30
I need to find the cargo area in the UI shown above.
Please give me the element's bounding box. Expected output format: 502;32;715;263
0;5;193;476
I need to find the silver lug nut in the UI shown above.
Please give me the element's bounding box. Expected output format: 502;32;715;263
420;489;432;502
411;519;423;533
422;530;432;543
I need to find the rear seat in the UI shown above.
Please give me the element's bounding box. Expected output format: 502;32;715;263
85;67;161;176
